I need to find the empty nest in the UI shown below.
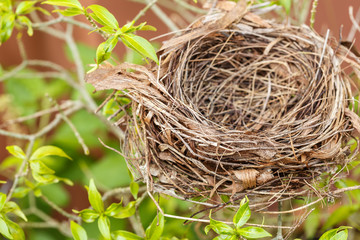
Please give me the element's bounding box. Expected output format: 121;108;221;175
87;6;360;208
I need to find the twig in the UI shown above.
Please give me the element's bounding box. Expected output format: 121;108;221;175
133;0;157;23
349;6;360;38
145;0;179;31
40;195;80;222
6;139;34;201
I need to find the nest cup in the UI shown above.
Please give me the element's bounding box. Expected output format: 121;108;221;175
87;7;360;208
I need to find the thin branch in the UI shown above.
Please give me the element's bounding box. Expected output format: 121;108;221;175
133;0;157;23
6;139;34;201
145;0;179;31
40;195;80;222
349;6;360;37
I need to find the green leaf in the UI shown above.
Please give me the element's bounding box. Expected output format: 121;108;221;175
6;146;26;159
98;215;111;240
17;16;33;36
205;215;234;235
87;4;119;29
0;193;6;211
0;217;12;239
53;7;84;16
237;226;272;239
30;145;72;160
0;0;12;9
233;197;251;229
30;160;55;175
12;187;31;199
3;201;28;221
278;0;291;15
120;33;159;64
130;182;139;200
111;230;144;240
42;0;82;10
330;230;348;240
213;235;237;240
5;219;25;240
95;36;118;66
0;13;15;45
105;201;135;219
32;172;57;184
88;179;104;213
15;1;36;15
145;213;164;240
319;227;351;240
73;209;99;223
120;21;135;33
70;221;88;240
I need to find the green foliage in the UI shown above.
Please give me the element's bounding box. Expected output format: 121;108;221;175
71;221;88;240
73;179;137;239
0;193;27;240
42;0;159;71
205;197;271;240
319;226;351;240
0;0;49;45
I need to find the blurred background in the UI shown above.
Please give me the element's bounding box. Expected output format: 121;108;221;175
0;1;360;239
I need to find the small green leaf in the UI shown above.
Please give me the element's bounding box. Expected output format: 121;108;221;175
6;146;26;160
233;197;251;229
70;221;88;240
3;201;28;221
15;1;36;15
32;172;57;184
88;179;104;213
30;160;55;175
130;182;139;200
0;193;6;211
73;209;100;223
319;227;351;240
121;21;135;33
120;33;159;64
237;226;272;239
105;201;135;219
30;145;72;160
42;0;82;10
0;217;12;239
12;187;31;199
98;215;111;240
213;235;237;240
330;230;348;240
0;13;15;45
205;214;234;235
278;0;291;15
111;230;144;240
53;7;84;16
87;4;119;29
145;213;164;240
0;0;12;9
95;36;118;66
5;219;25;240
17;16;33;36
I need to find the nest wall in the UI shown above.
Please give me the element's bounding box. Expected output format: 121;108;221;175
87;10;360;208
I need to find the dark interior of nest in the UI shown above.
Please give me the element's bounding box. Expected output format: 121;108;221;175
169;31;326;133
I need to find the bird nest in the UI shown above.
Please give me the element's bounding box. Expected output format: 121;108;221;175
87;6;360;209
